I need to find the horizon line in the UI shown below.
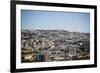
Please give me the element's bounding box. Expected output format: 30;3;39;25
21;29;90;33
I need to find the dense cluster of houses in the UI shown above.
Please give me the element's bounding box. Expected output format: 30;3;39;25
21;30;90;63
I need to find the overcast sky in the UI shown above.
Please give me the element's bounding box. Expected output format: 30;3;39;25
21;10;90;33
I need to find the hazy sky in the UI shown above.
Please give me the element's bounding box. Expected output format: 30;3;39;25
21;10;90;33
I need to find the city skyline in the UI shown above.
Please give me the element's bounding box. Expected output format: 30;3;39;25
21;10;90;33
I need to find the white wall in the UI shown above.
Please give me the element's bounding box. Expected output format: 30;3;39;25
0;0;99;73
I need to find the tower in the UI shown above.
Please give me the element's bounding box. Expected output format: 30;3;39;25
33;24;36;33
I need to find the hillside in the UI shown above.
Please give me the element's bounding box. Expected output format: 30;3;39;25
21;30;90;62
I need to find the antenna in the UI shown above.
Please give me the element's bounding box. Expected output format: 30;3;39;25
33;24;36;33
